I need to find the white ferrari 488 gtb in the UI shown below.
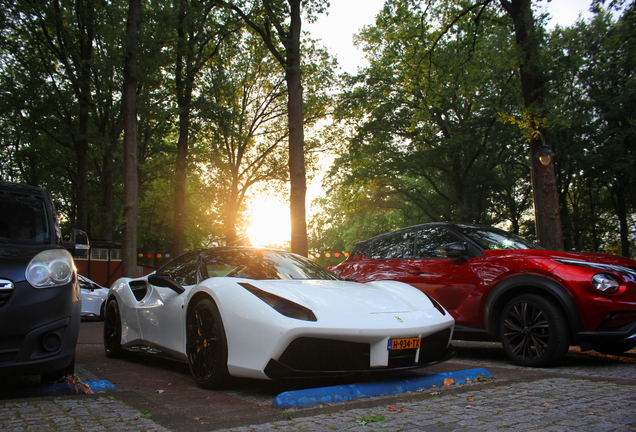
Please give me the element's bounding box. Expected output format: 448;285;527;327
104;247;455;388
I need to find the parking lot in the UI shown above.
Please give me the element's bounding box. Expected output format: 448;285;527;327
1;320;636;431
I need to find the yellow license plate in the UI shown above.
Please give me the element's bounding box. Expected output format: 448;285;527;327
388;338;421;350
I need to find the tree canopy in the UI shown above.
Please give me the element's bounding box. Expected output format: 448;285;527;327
0;0;634;269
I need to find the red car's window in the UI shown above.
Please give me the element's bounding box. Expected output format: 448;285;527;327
414;228;462;258
454;225;541;250
358;227;461;260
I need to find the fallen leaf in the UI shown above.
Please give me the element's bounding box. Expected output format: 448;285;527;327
467;397;475;402
388;406;406;412
61;375;94;395
443;378;454;387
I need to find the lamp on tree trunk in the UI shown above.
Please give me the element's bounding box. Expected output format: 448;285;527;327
530;130;563;251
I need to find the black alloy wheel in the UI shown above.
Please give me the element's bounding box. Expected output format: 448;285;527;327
500;294;570;367
186;297;230;389
103;299;125;358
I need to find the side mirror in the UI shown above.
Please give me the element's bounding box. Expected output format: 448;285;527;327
63;228;90;258
148;273;185;294
444;242;469;262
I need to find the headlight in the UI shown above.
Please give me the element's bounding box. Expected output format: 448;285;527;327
425;293;446;315
592;273;620;294
26;249;75;288
239;282;317;321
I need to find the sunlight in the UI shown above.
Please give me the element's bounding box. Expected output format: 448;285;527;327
246;196;291;248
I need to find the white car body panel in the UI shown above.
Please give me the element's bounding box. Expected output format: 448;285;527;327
106;248;455;382
79;275;109;319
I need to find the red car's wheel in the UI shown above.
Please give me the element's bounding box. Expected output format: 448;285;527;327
187;297;230;389
500;294;570;367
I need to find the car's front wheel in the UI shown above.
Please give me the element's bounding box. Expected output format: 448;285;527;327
187;297;230;389
103;299;125;358
500;294;570;367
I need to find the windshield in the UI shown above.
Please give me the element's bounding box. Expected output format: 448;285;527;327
454;225;542;250
196;248;340;281
0;192;51;246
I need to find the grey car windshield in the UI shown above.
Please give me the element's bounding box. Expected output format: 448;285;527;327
454;225;542;250
0;192;51;245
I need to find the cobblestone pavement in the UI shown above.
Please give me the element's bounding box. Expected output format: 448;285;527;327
220;378;636;431
2;375;635;431
1;338;635;431
0;396;169;432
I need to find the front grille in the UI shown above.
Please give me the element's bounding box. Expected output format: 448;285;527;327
277;338;370;372
276;328;453;373
598;311;636;331
0;291;12;307
0;279;14;307
388;347;418;368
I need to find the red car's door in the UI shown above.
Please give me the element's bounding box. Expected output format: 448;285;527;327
392;256;483;327
342;226;485;327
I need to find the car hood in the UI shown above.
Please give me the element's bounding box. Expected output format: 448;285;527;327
483;248;636;268
237;279;428;315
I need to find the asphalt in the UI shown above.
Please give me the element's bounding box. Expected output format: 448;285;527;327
1;321;635;431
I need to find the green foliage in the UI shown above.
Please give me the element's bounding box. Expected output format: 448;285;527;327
309;0;635;257
1;0;634;260
355;414;385;426
314;0;531;254
542;4;636;254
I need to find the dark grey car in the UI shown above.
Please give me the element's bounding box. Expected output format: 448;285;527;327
0;181;88;382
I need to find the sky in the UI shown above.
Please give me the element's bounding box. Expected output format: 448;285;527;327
304;0;595;74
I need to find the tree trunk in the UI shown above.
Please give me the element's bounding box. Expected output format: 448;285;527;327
499;0;563;250
286;0;308;256
171;113;189;257
99;141;114;241
121;0;140;277
171;0;193;258
74;0;94;232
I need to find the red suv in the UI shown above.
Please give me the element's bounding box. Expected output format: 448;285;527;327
332;222;636;367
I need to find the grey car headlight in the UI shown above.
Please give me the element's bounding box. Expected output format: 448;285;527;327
591;273;620;294
26;249;75;288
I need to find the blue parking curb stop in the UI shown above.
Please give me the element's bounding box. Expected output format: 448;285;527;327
35;380;116;397
272;367;493;409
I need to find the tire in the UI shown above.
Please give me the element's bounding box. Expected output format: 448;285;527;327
41;356;75;384
187;297;230;389
499;294;570;367
103;299;125;358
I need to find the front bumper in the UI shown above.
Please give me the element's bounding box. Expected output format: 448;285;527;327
0;280;81;376
577;323;636;342
264;328;456;379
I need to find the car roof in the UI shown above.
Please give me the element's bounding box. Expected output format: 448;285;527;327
355;222;460;243
351;222;500;254
0;181;48;196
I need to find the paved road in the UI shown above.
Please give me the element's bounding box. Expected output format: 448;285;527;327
1;321;635;431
